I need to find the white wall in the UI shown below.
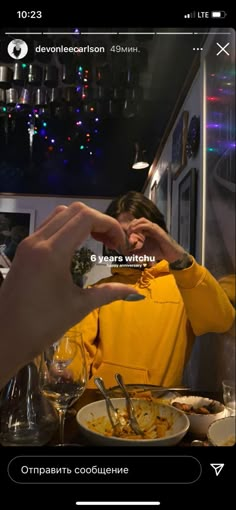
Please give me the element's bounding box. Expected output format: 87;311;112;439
0;195;110;229
85;263;111;286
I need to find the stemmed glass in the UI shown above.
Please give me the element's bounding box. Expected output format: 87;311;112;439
39;331;87;445
222;380;236;416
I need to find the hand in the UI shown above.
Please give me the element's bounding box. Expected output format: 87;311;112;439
0;202;139;387
126;217;187;263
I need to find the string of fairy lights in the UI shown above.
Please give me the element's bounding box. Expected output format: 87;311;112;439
0;42;234;166
0;62;101;165
29;66;100;159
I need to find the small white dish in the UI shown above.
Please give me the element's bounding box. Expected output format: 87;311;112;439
207;416;236;446
170;396;226;438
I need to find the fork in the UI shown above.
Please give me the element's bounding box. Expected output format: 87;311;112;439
114;373;144;436
94;377;125;433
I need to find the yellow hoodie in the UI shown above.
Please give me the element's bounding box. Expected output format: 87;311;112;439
73;258;235;388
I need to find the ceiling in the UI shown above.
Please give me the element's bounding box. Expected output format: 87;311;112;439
0;28;207;197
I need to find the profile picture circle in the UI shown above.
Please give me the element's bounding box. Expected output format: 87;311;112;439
7;39;28;60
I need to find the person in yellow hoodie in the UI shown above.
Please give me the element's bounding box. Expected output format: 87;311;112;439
74;191;235;389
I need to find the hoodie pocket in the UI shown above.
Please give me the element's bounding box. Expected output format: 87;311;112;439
87;360;149;388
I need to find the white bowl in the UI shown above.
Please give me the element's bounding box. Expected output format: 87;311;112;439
171;396;226;438
207;416;236;446
76;397;190;446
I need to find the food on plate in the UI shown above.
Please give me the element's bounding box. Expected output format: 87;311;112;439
129;390;153;399
172;400;219;415
221;435;235;446
86;401;172;440
108;385;182;407
124;391;173;406
77;398;190;446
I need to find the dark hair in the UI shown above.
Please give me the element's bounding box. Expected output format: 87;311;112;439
105;191;168;232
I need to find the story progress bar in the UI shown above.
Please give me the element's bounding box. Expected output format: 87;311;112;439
75;503;160;506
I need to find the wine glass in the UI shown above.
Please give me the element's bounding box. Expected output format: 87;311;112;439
39;331;87;445
222;379;236;416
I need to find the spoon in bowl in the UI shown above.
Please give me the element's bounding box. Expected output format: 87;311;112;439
114;373;144;436
94;377;125;434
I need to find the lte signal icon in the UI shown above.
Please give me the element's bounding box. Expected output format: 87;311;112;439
184;12;196;18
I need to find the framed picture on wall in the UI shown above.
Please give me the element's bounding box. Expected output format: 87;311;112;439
150;180;157;203
155;166;172;231
172;110;189;178
0;207;35;264
178;168;197;255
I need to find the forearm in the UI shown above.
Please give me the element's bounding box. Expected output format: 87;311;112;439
169;258;235;334
169;252;193;270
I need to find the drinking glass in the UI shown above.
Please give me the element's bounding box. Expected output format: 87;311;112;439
0;361;58;446
222;379;236;416
39;331;87;445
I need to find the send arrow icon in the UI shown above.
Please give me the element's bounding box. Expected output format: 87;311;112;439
210;463;225;476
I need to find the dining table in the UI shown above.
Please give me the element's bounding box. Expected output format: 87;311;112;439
51;388;223;447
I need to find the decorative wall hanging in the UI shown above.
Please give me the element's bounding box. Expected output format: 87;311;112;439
155;166;172;232
186;115;200;158
178;168;197;256
0;207;35;263
171;110;189;178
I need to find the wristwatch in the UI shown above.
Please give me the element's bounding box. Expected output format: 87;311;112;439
169;252;193;270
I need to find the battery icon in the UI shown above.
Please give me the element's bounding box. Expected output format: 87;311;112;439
211;11;227;18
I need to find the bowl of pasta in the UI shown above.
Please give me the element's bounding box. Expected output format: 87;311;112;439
76;398;190;446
